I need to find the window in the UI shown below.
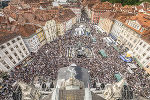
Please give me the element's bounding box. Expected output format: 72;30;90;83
12;40;15;43
25;51;28;55
23;47;26;51
1;60;6;65
10;48;14;51
147;47;150;51
5;51;8;55
5;65;10;69
7;43;10;46
20;43;23;45
139;42;143;45
0;45;5;49
17;58;20;61
140;28;144;32
146;65;149;68
146;57;150;60
17;38;20;40
143;44;146;48
19;50;22;53
15;45;18;48
22;55;24;58
9;56;13;60
14;53;17;56
143;53;146;56
13;61;16;64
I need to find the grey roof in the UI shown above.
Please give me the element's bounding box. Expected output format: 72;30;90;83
57;65;90;88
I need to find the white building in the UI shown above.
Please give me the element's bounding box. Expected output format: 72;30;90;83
18;24;41;53
110;13;150;73
0;32;30;72
44;19;57;43
133;38;150;69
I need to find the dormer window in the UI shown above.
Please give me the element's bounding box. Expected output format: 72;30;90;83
140;27;145;32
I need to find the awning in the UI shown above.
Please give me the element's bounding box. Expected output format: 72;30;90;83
109;33;117;41
113;45;119;52
114;73;122;81
119;55;132;63
99;49;107;57
127;67;134;74
127;63;137;69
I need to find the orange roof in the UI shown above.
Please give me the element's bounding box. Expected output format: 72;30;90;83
0;29;18;45
54;9;76;23
113;3;122;8
91;2;112;11
142;31;150;44
16;24;40;37
129;13;150;28
121;13;150;36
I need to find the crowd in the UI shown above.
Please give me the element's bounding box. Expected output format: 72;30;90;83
0;9;150;100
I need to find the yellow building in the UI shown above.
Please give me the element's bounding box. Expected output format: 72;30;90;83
72;16;77;25
36;28;47;47
56;22;65;36
44;19;57;42
144;62;150;75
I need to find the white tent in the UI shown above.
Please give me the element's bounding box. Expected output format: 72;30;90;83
127;63;137;69
127;67;134;74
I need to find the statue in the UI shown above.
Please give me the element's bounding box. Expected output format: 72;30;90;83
68;65;76;79
103;78;126;100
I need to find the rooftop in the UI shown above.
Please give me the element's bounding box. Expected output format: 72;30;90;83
16;24;40;37
0;29;19;45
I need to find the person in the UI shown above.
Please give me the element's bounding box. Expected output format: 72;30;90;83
42;83;46;91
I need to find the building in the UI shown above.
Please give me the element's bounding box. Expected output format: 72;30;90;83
0;30;30;72
55;8;76;36
84;0;100;21
98;11;115;35
17;24;42;53
124;13;150;69
43;19;57;42
90;2;113;24
69;5;81;22
36;27;47;47
50;63;105;100
133;36;150;74
110;13;150;72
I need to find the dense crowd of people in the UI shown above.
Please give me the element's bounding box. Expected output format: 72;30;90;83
0;9;150;100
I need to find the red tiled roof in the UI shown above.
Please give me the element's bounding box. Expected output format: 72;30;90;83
0;29;19;44
91;2;112;11
16;24;40;37
54;8;76;23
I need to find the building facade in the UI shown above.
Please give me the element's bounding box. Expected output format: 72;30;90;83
98;11;114;35
90;2;113;24
110;13;150;73
0;31;30;72
132;38;150;72
36;27;47;47
70;6;81;22
44;19;57;42
18;24;41;53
